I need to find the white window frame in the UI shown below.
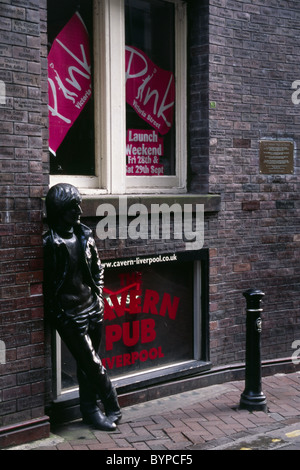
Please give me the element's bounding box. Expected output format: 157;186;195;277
50;0;187;195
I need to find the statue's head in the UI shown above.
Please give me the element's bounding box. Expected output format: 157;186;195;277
45;183;82;230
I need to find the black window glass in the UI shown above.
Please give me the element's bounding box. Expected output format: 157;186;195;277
47;0;95;175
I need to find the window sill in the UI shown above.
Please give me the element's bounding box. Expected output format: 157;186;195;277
81;194;221;217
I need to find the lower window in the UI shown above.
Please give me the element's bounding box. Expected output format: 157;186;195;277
54;250;210;397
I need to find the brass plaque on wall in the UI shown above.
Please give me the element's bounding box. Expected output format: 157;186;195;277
259;140;294;175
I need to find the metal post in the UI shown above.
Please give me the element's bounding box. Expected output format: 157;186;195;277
239;289;267;412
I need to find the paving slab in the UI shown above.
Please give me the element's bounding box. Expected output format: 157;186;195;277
5;372;300;452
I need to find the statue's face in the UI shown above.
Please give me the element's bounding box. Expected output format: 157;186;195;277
61;198;82;228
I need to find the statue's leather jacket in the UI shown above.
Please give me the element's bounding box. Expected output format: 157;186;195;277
43;223;104;324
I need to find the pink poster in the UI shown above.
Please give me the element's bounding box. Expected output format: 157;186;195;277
125;46;175;136
48;13;92;156
126;129;164;176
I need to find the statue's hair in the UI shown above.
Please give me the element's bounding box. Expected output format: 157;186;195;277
45;183;81;227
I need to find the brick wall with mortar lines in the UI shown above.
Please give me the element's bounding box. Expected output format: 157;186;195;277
206;0;300;365
68;0;300;373
188;0;210;194
0;0;49;428
1;0;300;431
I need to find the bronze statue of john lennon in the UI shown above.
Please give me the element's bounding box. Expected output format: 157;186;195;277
43;183;121;431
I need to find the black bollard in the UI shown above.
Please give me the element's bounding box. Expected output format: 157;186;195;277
239;289;267;412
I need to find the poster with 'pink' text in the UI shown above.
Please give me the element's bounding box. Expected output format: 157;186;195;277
48;13;92;156
125;46;175;136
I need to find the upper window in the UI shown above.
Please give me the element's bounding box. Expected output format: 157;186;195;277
125;0;175;177
47;0;95;176
47;0;187;194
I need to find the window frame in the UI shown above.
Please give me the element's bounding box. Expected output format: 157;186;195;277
49;0;187;195
53;252;210;398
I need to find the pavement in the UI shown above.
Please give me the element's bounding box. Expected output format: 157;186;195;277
5;371;300;453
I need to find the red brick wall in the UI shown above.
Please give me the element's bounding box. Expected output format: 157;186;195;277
0;0;49;435
203;0;300;364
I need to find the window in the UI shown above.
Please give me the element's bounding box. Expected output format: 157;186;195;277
125;0;176;178
48;0;187;193
47;0;95;176
54;250;210;396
